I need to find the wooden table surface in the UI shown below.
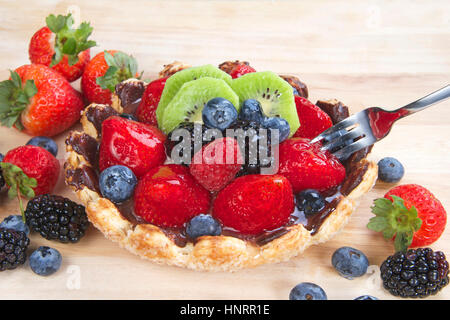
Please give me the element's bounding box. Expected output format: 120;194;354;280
0;0;449;300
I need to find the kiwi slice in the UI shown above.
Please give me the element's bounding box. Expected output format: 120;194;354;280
156;64;232;126
160;77;239;133
231;71;300;136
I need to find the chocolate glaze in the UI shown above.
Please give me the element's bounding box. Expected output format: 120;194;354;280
66;133;99;166
280;75;309;98
67;102;371;248
115;80;145;114
85;105;120;134
316;99;350;124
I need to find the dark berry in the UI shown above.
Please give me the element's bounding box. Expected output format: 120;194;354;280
377;157;404;183
295;189;325;216
26;136;58;157
354;295;378;300
120;113;138;121
292;87;300;96
29;246;62;276
0;228;30;271
262;117;290;143
239;99;264;124
202;97;238;130
380;248;449;298
332;247;369;279
186;214;222;240
289;282;327;300
25;194;89;243
0;215;30;235
99;165;137;203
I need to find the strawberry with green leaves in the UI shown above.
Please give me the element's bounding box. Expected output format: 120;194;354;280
368;184;447;252
29;13;96;82
0;64;84;136
81;50;142;105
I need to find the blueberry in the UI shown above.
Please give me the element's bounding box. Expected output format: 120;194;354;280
0;215;30;235
289;282;327;300
295;189;325;216
292;87;300;96
99;165;137;203
377;157;404;183
354;295;379;300
262;117;290;143
332;247;369;279
186;214;222;239
29;246;62;276
0;153;4;162
202;97;238;130
120;113;138;121
239;99;265;124
26;136;58;157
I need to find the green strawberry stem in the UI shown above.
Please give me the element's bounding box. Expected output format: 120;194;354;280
96;51;142;92
0;71;37;130
0;162;37;222
45;13;97;66
367;195;422;252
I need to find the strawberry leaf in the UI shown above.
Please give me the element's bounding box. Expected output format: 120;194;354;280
367;195;422;252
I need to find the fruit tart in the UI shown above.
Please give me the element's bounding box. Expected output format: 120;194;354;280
64;61;378;271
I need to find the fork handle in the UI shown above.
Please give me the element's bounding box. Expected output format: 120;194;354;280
395;84;450;115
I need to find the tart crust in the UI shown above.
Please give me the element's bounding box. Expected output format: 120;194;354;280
65;103;378;272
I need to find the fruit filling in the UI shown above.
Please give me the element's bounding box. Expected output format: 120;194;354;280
66;62;373;247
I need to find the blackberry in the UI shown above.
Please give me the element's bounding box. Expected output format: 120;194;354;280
380;248;449;298
0;228;30;271
25;194;89;243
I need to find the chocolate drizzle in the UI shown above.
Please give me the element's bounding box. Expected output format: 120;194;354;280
115;80;146;114
85;105;120;134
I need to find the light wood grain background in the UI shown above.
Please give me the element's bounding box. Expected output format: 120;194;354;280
0;0;449;300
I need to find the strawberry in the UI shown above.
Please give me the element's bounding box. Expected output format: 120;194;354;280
135;77;168;126
189;137;243;192
0;65;84;137
278;138;346;193
368;184;447;252
28;14;96;82
293;96;332;139
99;116;166;178
134;164;211;228
213;174;294;234
229;64;256;79
81;50;141;105
3;145;60;197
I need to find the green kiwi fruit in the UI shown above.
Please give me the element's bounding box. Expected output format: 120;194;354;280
160;77;239;134
231;71;300;136
156;64;232;126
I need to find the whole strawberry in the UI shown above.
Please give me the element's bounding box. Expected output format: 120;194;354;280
368;184;447;251
278;138;346;193
135;77;168;126
0;65;84;137
3;145;60;196
213;174;294;234
293;96;332;139
99;116;166;178
229;64;256;79
29;13;96;82
134;165;211;228
190;137;243;192
81;50;141;105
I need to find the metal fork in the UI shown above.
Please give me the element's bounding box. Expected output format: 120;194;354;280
310;85;450;160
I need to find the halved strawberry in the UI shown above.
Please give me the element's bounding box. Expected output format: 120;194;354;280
134;164;211;228
278;138;346;193
293;96;332;139
229;64;256;79
189;137;243;192
213;174;294;234
135;77;168;126
99;116;166;178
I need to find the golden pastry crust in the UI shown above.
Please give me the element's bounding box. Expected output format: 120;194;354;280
64;104;378;272
158;61;191;78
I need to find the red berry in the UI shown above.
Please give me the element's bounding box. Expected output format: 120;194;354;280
189;137;243;192
3;145;60;196
136;77;168;126
385;184;447;248
134;165;211;228
278;138;346;193
213;174;294;234
229;64;256;79
293;96;332;139
99;116;166;178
